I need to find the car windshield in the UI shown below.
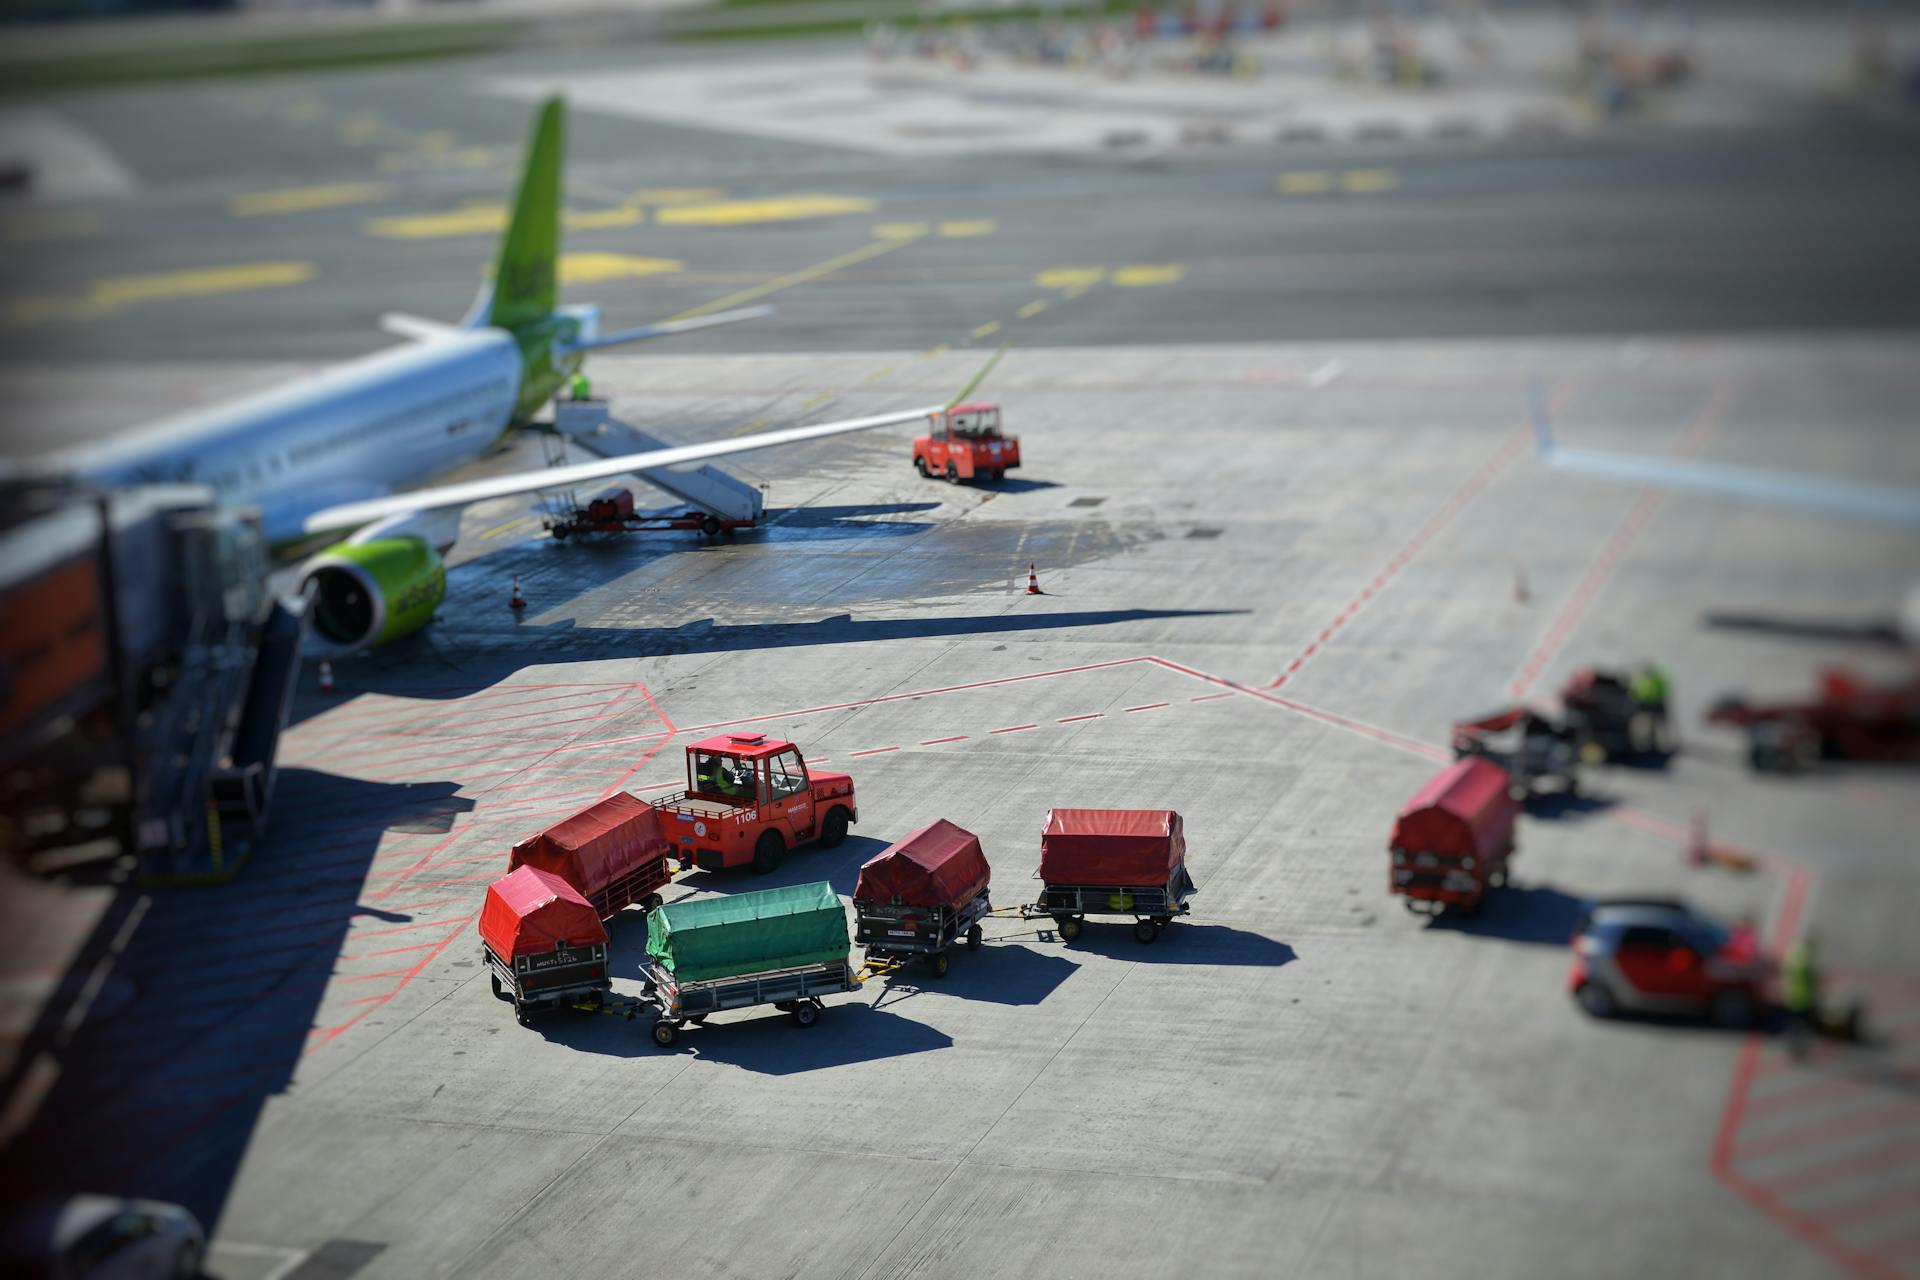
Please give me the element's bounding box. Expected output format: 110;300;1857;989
691;751;753;800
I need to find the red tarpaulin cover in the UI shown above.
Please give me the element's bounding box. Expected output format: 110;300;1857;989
479;866;607;961
509;792;670;897
1390;757;1518;859
854;819;991;909
1040;809;1185;887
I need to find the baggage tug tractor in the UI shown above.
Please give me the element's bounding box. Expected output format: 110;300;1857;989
913;401;1020;483
657;734;857;874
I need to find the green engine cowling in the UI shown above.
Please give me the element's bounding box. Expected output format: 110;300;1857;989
303;537;446;651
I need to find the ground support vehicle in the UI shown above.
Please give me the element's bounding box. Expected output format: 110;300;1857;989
1389;757;1518;915
543;486;756;540
1020;809;1195;943
480;866;611;1025
1708;668;1920;772
1567;898;1770;1028
853;818;994;978
913;401;1020;483
655;734;857;873
1451;706;1580;801
509;791;675;920
640;880;859;1045
1559;667;1673;761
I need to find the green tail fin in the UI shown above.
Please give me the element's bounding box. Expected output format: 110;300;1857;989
488;96;563;335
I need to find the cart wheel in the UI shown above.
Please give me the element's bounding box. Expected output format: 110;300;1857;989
515;1007;532;1027
701;515;722;537
915;456;931;478
1058;916;1084;942
1153;915;1173;927
945;460;960;483
644;893;664;912
928;952;951;979
966;924;984;951
752;830;785;874
652;1020;679;1047
490;975;512;1003
1132;919;1161;945
792;1000;821;1028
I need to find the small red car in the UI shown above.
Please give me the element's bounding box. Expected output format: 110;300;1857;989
914;401;1020;483
1568;898;1769;1027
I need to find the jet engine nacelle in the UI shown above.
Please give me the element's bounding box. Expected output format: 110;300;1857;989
303;536;446;651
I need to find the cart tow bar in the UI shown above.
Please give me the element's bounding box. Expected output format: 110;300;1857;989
572;995;646;1020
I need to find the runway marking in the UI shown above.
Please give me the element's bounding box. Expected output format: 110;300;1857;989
970;320;1001;339
367;202;646;239
1508;380;1734;697
1123;702;1169;713
1341;168;1397;193
5;261;314;325
989;724;1038;735
1277;170;1333;195
479;516;532;541
939;219;996;237
1277;168;1396;196
1058;713;1103;724
666;233;919;322
230;181;390;217
920;735;970;746
630;187;726;205
564;206;647;230
1017;299;1048;319
848;746;900;757
557;253;683;285
924;343;949;357
4;208;101;242
875;222;930;239
1112;264;1185;287
655;193;875;227
1036;267;1106;290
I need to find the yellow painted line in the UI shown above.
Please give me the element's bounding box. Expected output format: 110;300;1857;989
481;516;531;541
656;194;875;228
558;254;683;286
1341;168;1397;194
1016;299;1048;319
801;391;834;409
631;188;726;206
1111;263;1185;287
970;320;1001;340
925;343;950;357
1277;170;1333;195
1036;267;1106;290
7;261;313;326
873;222;929;240
5;208;100;242
727;415;775;439
667;234;918;322
231;181;390;217
367;202;505;239
938;219;996;237
564;206;646;231
1061;283;1093;300
863;366;895;383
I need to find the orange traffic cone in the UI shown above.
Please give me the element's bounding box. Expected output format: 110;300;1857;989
510;576;526;611
1026;562;1042;595
1513;565;1531;605
317;659;336;694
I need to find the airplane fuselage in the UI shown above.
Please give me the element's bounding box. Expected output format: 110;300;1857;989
67;329;532;546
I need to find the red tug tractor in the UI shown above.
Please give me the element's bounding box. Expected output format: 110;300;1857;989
654;734;858;874
1709;667;1920;773
913;401;1020;484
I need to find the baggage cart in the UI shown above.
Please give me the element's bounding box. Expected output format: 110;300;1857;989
852;819;995;978
638;958;863;1046
479;866;612;1024
856;890;992;978
1019;864;1197;943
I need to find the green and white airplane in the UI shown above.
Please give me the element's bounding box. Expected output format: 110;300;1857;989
61;97;942;652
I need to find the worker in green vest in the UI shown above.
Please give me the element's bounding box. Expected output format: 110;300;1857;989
1631;662;1670;712
569;371;592;401
1781;933;1821;1058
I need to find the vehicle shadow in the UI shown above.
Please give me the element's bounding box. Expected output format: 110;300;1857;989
977;476;1061;494
1037;920;1296;967
1423;881;1586;946
663;834;892;902
536;1000;952;1073
867;941;1079;1008
1525;791;1617;821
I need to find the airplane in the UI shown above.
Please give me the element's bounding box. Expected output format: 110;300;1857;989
1529;377;1920;644
46;97;945;653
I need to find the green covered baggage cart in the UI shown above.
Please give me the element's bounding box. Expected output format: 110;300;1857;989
641;881;862;1046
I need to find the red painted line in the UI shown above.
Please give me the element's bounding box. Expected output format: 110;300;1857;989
1057;713;1103;724
1759;1134;1920;1198
990;724;1038;735
1876;1226;1920;1259
1123;702;1169;713
1509;382;1733;698
1733;1097;1920;1164
1822;1181;1920;1230
1301;642;1319;658
308;909;480;1050
349;917;468;943
290;683;639;747
334;966;415;984
376;895;465;916
1190;693;1235;703
920;735;970;745
848;746;901;758
347;940;445;962
1287;658;1304;672
1745;1072;1882;1122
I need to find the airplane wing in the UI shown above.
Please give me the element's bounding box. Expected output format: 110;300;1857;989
301;403;942;535
1530;377;1920;531
555;305;774;355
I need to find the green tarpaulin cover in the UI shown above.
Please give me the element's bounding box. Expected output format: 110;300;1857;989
646;880;849;983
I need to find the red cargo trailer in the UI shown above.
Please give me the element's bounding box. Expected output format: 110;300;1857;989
479;866;611;1023
1389;757;1518;915
853;819;994;977
509;791;675;921
1026;808;1195;943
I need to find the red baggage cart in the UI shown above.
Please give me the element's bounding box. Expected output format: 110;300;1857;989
1389;757;1518;915
509;791;675;921
1022;808;1195;944
853;819;994;978
479;866;611;1023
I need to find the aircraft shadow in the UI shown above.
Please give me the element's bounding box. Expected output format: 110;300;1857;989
0;768;440;1233
1704;609;1906;649
1422;881;1587;947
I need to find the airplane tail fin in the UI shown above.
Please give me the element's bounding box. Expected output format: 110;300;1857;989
487;96;563;336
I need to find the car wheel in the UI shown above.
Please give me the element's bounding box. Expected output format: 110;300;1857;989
1576;981;1618;1019
752;830;785;874
819;807;849;848
945;461;960;483
1711;989;1756;1030
915;456;930;478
